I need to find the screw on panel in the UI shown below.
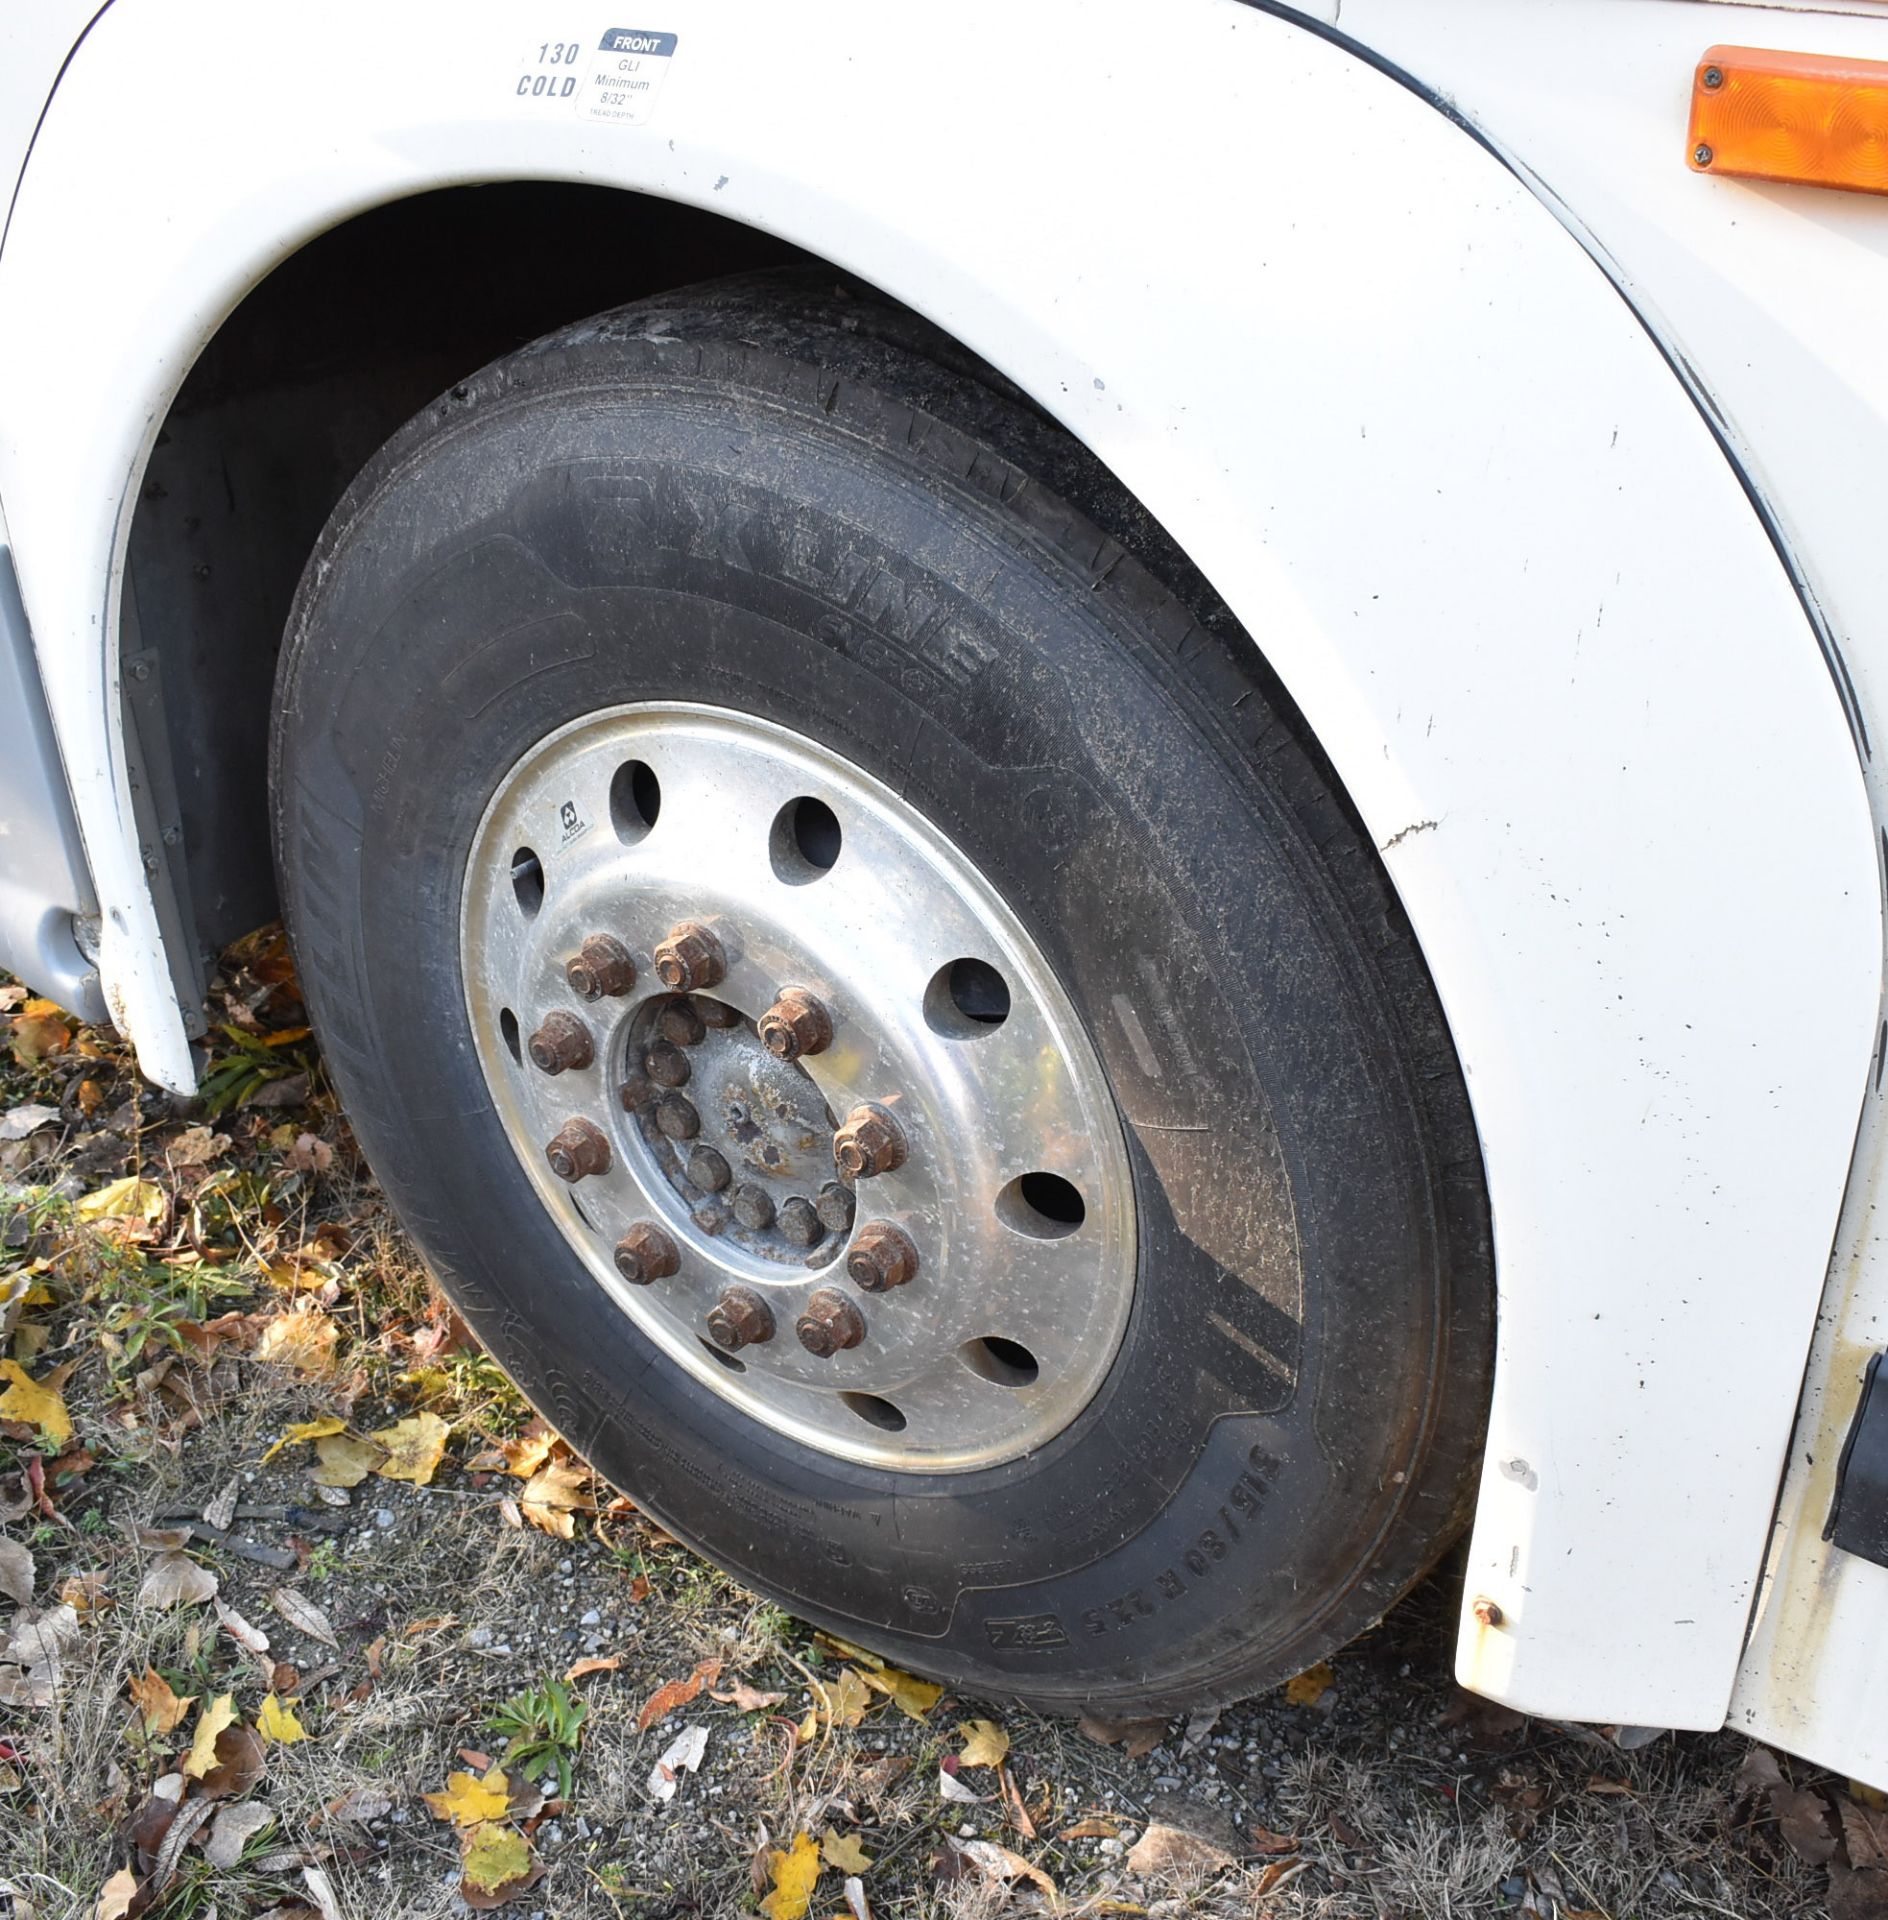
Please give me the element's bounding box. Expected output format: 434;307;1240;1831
1472;1596;1504;1628
732;1184;776;1232
654;921;727;992
614;1221;680;1285
1694;143;1714;167
847;1221;918;1293
706;1285;775;1350
757;988;834;1061
566;933;636;1000
796;1288;866;1357
777;1197;825;1248
1702;65;1723;89
545;1118;610;1182
834;1103;907;1180
528;1011;594;1075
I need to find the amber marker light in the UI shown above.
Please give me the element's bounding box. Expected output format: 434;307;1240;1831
1688;44;1888;196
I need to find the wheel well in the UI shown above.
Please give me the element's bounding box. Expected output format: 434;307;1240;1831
125;182;811;965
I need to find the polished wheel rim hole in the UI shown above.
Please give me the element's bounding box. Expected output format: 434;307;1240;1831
842;1391;907;1433
996;1171;1086;1239
611;758;662;844
961;1336;1040;1387
924;957;1012;1038
699;1337;746;1374
770;795;842;883
499;1007;522;1064
510;847;545;917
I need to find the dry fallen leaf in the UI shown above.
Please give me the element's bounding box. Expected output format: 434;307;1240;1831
859;1662;942;1720
647;1723;709;1803
957;1719;1009;1769
91;1868;138;1920
712;1681;787;1713
761;1830;821;1920
196;1724;265;1800
564;1654;622;1683
821;1828;872;1873
1285;1660;1336;1708
938;1766;986;1805
76;1176;166;1225
948;1837;1057;1898
369;1411;450;1485
214;1600;270;1655
258;1693;307;1745
137;1552;218;1609
822;1667;872;1730
1845;1796;1888;1872
254;1308;339;1377
460;1820;543;1909
637;1657;723;1732
312;1433;384;1487
183;1693;240;1778
0;1361;72;1444
519;1461;590;1538
262;1415;347;1463
1126;1821;1237;1880
166;1126;229;1169
1058;1816;1121;1841
203;1798;276;1869
272;1587;340;1649
501;1423;559;1478
128;1665;196;1736
1078;1714;1166;1758
424;1766;512;1827
0;1537;33;1607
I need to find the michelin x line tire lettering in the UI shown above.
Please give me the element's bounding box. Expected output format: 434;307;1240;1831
271;276;1493;1713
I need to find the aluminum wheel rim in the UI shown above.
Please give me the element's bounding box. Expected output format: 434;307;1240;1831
461;703;1136;1472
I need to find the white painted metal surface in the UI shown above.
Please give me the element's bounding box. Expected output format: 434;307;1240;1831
0;0;1879;1744
1319;0;1888;1792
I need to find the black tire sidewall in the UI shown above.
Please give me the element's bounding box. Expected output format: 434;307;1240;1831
274;335;1484;1712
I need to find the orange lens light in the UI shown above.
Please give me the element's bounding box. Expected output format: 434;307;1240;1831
1688;43;1888;196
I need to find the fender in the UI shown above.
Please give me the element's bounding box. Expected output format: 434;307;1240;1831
0;0;1875;1731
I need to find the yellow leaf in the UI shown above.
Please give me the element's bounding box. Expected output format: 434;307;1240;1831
262;1415;347;1463
424;1765;512;1827
501;1423;559;1478
254;1307;339;1377
821;1827;872;1872
76;1176;166;1225
92;1867;138;1920
822;1667;872;1729
761;1830;821;1920
258;1693;306;1744
519;1460;590;1538
957;1719;1010;1769
1284;1660;1335;1707
128;1665;195;1736
0;1359;72;1443
369;1410;450;1486
795;1707;819;1743
859;1663;942;1720
183;1693;239;1778
460;1819;536;1900
312;1433;385;1487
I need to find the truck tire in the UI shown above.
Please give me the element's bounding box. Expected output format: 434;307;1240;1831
271;273;1492;1715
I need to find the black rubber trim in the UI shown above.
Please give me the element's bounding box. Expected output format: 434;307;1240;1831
1826;1351;1888;1568
0;4;117;261
1236;0;1869;762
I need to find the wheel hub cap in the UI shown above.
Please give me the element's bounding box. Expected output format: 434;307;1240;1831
461;704;1135;1471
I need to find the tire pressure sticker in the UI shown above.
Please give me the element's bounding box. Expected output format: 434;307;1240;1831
583;27;678;124
513;28;677;125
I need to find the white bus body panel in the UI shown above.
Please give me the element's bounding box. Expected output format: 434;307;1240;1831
0;0;1878;1748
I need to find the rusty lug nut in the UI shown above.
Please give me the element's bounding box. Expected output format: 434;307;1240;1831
654;920;727;993
613;1221;680;1285
706;1285;774;1351
847;1220;918;1293
565;932;636;1001
796;1288;866;1357
834;1103;907;1180
777;1196;825;1248
815;1181;856;1235
757;987;834;1062
545;1118;610;1183
731;1183;776;1232
687;1145;731;1194
657;999;708;1048
643;1040;692;1088
654;1093;700;1142
527;1010;594;1075
1472;1595;1505;1629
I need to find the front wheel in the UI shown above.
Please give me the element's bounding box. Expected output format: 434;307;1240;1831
271;277;1492;1714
